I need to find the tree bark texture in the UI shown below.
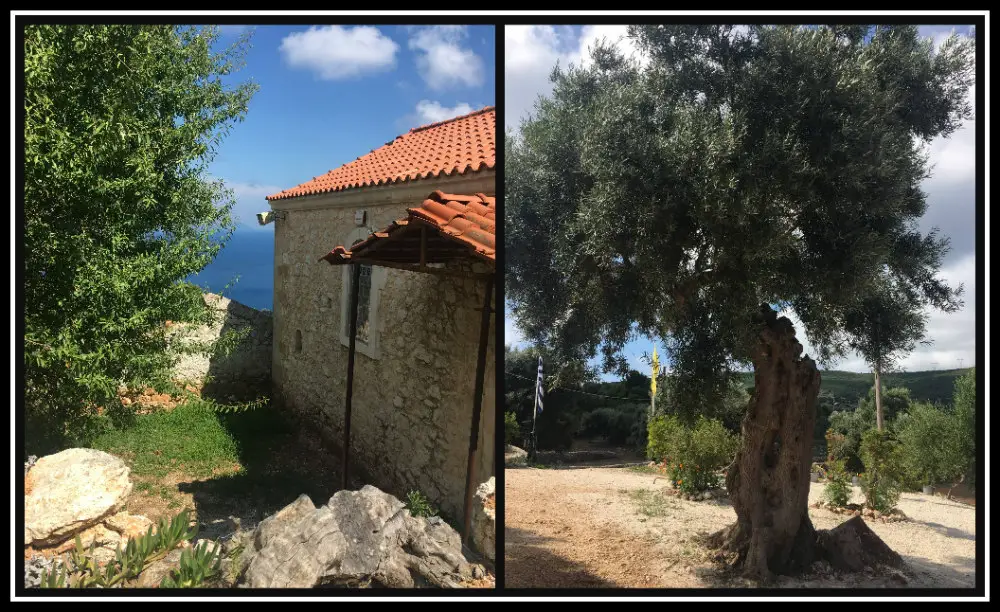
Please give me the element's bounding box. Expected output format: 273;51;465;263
875;367;884;431
708;305;903;581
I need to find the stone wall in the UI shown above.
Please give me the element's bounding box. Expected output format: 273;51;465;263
168;292;273;389
270;173;496;521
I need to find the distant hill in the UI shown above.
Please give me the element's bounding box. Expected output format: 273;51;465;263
737;368;970;407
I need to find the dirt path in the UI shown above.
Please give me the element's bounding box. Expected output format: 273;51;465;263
505;466;976;589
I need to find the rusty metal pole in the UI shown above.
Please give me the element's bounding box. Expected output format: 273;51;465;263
463;275;494;544
342;263;362;491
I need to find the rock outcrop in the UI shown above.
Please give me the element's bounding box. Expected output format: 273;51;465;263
25;448;133;547
240;485;482;588
505;445;528;467
471;477;495;562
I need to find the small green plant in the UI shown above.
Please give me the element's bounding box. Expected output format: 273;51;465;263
823;458;852;507
505;411;521;446
405;490;438;518
160;541;223;588
627;488;672;517
647;414;738;494
36;509;217;589
859;429;905;513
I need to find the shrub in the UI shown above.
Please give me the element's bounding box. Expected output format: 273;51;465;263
823;458;853;507
953;368;976;490
405;490;438;518
581;404;648;450
859;429;905;513
647;415;738;494
896;401;966;488
825;429;849;462
505;411;521;446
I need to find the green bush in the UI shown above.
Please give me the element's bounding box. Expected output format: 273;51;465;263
505;411;521;446
823;458;853;507
580;404;647;450
647;415;738;494
826;386;913;473
953;368;976;490
897;401;966;488
859;429;905;513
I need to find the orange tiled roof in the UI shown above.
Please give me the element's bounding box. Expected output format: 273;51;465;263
267;107;495;201
321;191;496;265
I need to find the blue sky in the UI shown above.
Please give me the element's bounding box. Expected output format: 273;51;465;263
206;24;496;231
504;24;977;379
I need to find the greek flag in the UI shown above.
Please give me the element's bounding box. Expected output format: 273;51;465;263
535;356;544;415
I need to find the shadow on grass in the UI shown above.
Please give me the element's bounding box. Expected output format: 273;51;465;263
504;527;617;589
175;394;344;535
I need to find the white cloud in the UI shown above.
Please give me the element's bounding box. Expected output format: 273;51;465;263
414;100;475;125
409;26;484;90
780;254;976;373
504;25;649;132
279;26;398;80
223;181;285;230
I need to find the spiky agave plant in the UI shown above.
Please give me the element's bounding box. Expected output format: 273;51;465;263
160;541;223;588
36;509;210;588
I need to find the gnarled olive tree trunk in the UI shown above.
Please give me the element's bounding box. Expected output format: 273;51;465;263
708;306;902;581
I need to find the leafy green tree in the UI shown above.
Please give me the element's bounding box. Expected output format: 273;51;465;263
504;344;596;450
828;386;913;472
896;401;965;487
952;368;976;489
842;281;936;431
24;25;257;451
506;24;972;579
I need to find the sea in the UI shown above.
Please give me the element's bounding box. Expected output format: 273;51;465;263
186;229;275;311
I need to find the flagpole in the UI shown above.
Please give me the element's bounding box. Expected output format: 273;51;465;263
532;387;539;459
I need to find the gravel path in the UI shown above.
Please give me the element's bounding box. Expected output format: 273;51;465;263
505;466;975;589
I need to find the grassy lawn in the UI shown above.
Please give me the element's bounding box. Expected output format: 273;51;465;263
91;400;242;480
89;397;341;528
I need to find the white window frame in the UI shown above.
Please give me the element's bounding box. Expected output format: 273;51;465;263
339;227;386;360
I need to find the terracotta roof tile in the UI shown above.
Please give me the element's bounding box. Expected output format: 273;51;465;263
267;107;495;201
321;190;496;265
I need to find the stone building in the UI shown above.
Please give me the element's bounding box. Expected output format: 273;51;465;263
264;107;496;523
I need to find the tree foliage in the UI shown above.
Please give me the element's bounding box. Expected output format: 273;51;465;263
24;25;257;450
827;385;912;471
952;368;976;489
506;25;972;404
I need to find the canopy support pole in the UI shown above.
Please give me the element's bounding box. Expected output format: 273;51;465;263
462;275;494;544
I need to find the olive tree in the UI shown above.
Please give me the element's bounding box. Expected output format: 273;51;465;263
506;24;972;579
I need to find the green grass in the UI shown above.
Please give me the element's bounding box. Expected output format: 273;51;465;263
626;488;674;517
90;399;241;480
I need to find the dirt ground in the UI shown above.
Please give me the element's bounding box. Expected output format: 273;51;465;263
505;466;976;589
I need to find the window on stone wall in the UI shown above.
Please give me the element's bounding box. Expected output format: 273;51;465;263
295;329;302;353
340;230;384;359
344;261;372;344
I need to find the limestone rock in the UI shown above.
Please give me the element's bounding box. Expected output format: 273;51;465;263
241;485;477;588
105;512;154;540
135;549;184;588
53;523;122;555
25;449;132;547
505;445;527;467
470;477;495;562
